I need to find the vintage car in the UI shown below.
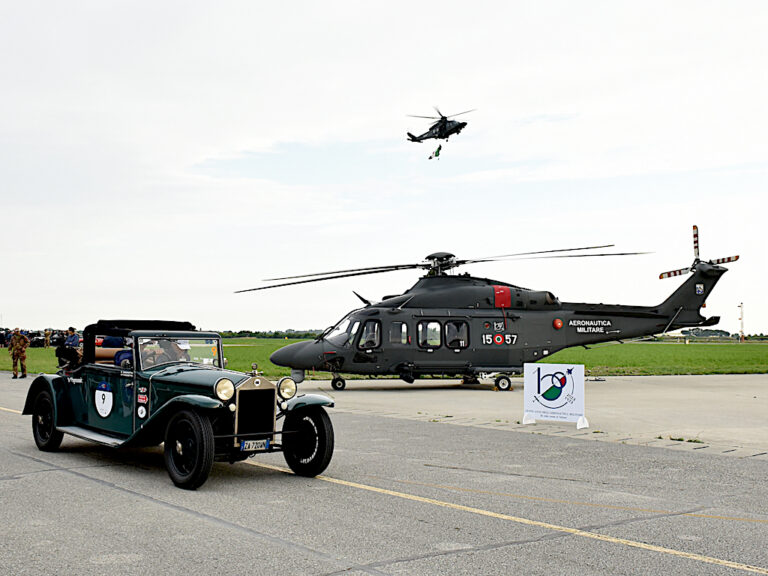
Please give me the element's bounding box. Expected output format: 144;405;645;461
23;320;335;489
28;331;46;348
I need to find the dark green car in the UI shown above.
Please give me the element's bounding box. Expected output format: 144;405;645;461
23;320;335;489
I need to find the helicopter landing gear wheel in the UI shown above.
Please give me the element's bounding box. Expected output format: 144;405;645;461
331;375;346;391
495;375;513;391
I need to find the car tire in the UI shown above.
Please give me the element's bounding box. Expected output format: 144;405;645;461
495;375;513;391
164;409;215;490
282;408;334;477
331;377;346;391
32;389;64;451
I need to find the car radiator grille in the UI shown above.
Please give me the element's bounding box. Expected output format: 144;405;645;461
236;388;276;436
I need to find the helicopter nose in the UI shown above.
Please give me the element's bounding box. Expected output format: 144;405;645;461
270;341;323;370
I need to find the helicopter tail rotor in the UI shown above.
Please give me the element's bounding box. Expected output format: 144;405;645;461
659;225;739;279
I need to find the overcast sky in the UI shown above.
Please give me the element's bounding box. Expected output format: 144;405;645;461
1;1;765;334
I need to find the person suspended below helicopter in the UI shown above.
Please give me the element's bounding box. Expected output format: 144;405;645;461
429;144;442;160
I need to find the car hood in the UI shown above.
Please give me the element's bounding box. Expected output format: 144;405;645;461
140;365;250;388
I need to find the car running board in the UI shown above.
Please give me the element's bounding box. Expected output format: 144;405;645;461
57;426;125;447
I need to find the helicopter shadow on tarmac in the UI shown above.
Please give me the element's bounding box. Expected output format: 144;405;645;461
314;380;498;393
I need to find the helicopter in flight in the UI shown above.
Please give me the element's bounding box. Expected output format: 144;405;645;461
406;107;475;143
237;226;738;391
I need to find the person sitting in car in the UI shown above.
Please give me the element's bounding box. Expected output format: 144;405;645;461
157;340;191;364
64;327;79;347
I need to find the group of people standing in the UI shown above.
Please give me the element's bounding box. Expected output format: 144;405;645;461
3;327;80;379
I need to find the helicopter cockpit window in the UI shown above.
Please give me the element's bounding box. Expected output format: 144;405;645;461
326;318;361;348
358;320;381;350
417;321;441;349
445;321;469;349
389;322;409;345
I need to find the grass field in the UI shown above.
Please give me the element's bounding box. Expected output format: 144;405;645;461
1;340;765;379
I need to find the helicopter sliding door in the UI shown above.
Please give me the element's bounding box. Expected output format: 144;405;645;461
411;317;473;374
471;317;523;371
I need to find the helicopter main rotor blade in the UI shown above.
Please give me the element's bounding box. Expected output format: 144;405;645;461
463;244;616;264
446;108;476;118
407;114;441;119
237;266;421;293
433;106;444;118
514;251;652;260
263;262;422;281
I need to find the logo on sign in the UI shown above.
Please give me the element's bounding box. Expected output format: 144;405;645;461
95;382;113;418
696;283;705;295
493;321;504;331
138;394;148;404
533;366;576;410
523;364;588;428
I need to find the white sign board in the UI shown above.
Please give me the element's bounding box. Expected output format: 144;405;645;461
523;363;588;429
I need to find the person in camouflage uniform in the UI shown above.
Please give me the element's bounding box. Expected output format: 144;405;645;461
8;328;30;379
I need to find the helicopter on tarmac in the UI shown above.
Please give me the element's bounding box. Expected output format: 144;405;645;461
237;226;738;391
406;107;475;143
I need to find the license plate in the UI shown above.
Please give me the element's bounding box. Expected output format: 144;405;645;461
240;439;268;452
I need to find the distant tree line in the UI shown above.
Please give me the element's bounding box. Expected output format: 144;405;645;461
679;328;767;341
219;329;321;339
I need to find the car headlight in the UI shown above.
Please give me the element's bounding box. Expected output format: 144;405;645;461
277;377;297;400
215;378;235;401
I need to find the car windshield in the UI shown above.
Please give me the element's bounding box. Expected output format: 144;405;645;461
324;316;361;347
138;337;221;370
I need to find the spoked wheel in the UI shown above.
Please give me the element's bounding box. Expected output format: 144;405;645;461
495;375;513;391
164;409;215;490
282;408;334;477
331;376;346;391
32;390;63;451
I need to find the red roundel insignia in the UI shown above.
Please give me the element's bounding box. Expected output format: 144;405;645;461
493;334;504;345
553;318;563;330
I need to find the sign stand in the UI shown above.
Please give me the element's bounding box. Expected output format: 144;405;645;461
522;413;536;425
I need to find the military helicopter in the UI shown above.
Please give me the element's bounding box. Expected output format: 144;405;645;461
406;107;475;143
237;226;738;391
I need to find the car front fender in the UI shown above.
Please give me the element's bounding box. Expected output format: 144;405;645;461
283;393;335;412
129;394;226;447
22;374;71;425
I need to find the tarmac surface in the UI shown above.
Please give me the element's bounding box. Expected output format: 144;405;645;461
0;371;766;575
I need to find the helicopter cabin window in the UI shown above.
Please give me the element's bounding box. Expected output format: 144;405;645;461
389;322;409;345
357;320;381;350
444;321;469;349
417;321;441;349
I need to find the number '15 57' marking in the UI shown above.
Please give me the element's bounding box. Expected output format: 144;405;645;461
482;333;518;345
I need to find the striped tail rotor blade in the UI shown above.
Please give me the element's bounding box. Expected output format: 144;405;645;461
711;255;740;265
659;267;691;279
692;225;700;260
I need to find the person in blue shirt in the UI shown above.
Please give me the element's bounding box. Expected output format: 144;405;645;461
64;327;80;347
